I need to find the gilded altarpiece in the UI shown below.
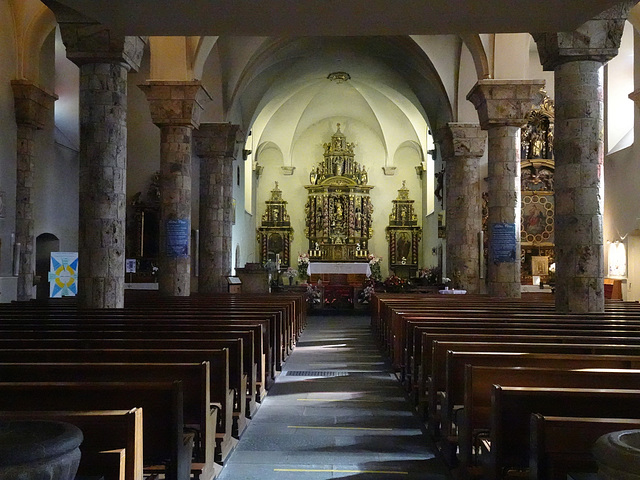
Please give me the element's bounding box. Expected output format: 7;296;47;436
258;182;294;267
386;181;421;278
304;124;373;262
520;93;555;281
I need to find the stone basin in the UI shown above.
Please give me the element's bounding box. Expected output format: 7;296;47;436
0;420;82;479
593;429;640;480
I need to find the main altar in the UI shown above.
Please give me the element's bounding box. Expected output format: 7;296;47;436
304;124;373;263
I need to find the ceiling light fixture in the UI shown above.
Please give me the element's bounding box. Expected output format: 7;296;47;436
327;72;351;84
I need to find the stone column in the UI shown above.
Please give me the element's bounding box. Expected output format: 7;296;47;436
11;80;57;301
467;80;545;298
44;1;146;308
139;81;211;296
439;123;487;294
533;2;634;313
193;123;241;294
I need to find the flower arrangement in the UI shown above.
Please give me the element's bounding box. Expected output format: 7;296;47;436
284;267;298;278
418;266;441;285
383;274;408;293
368;254;382;282
305;283;321;306
297;252;310;278
358;278;376;304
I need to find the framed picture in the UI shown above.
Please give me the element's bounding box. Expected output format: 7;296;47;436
531;255;549;276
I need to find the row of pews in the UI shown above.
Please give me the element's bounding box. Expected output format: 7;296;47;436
0;291;306;480
371;292;640;480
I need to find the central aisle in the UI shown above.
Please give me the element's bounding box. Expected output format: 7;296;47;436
217;314;451;479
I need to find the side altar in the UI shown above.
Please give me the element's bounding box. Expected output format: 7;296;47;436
304;124;373;263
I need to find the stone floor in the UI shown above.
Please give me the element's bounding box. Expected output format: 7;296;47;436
216;314;451;480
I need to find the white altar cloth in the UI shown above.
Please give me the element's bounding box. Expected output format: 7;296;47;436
307;262;371;277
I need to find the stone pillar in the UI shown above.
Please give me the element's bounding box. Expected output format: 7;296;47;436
44;1;146;308
193;123;241;294
139;81;211;296
467;80;545;298
11;80;57;301
439;123;487;294
533;2;634;312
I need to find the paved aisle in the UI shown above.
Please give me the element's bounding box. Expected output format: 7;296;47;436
217;314;450;480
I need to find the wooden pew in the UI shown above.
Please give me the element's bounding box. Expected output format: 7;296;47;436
418;332;640;411
429;341;640;434
0;381;192;480
483;386;640;480
0;408;143;480
529;414;640;480
0;313;275;385
0;362;220;477
439;352;640;441
0;337;249;435
457;366;640;474
0;348;235;465
0;327;260;415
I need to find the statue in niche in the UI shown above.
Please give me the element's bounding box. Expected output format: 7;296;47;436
335;201;344;222
397;232;411;262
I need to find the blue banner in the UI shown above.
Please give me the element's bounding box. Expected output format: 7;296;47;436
491;222;517;263
166;219;190;258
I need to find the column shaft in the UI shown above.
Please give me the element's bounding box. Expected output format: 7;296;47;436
199;155;232;293
193;123;240;294
533;2;633;312
78;62;129;308
467;79;545;298
554;60;605;312
487;126;522;297
139;81;211;297
15;125;36;300
159;125;194;296
441;123;486;294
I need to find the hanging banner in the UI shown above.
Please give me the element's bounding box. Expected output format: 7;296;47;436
166;219;190;258
48;252;78;298
491;222;517;263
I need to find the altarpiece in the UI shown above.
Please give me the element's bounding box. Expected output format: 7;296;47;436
257;182;294;268
385;181;421;278
304;124;373;262
520;92;555;281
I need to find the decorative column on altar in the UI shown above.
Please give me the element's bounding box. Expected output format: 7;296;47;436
533;1;634;312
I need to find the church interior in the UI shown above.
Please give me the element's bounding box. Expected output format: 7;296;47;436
2;1;640;479
0;0;638;307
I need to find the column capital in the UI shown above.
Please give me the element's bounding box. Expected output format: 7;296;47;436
193;123;243;159
43;0;146;70
438;123;487;161
467;79;546;130
532;1;635;70
11;80;58;129
139;81;212;129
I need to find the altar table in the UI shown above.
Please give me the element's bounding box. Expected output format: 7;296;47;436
307;262;371;277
